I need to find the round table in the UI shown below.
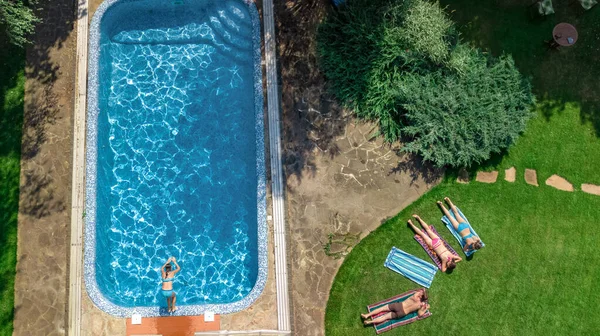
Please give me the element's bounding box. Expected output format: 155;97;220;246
553;23;578;47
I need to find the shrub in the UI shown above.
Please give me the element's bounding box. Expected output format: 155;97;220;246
317;0;534;167
398;47;535;167
398;0;455;63
317;0;456;142
0;0;40;46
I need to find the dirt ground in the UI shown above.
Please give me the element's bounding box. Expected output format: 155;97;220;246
274;1;442;335
13;0;77;334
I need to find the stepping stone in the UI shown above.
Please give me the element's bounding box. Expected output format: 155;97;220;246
476;171;498;183
456;168;470;184
582;183;600;196
545;174;574;192
525;169;538;186
505;167;516;182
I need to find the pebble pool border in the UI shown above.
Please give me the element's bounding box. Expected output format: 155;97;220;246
84;0;267;318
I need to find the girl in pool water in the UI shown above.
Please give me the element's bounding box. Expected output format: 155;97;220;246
161;256;181;313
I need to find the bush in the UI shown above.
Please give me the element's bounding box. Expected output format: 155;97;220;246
399;0;455;63
317;0;534;167
317;0;456;142
399;47;534;167
0;0;40;46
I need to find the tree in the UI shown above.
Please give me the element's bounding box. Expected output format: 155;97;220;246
0;0;39;46
317;0;534;167
398;46;534;167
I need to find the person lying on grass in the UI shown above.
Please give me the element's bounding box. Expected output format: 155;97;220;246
438;197;483;253
361;288;430;325
409;215;462;272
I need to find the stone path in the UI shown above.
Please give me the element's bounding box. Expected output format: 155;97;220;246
475;171;498;183
284;121;440;336
504;167;516;182
545;175;574;192
463;166;600;196
582;184;600;196
525;169;539;186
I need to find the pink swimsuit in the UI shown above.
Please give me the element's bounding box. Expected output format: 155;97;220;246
432;238;452;262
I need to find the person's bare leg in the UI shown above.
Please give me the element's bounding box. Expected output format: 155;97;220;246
408;219;433;247
445;197;467;223
437;201;460;229
172;294;177;312
361;304;390;319
365;312;393;325
413;215;440;240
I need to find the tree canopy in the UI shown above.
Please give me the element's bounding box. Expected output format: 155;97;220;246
0;0;39;46
317;0;534;167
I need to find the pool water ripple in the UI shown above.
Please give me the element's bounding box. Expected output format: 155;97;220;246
93;0;259;308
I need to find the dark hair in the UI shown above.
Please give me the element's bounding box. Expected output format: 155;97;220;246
446;259;457;270
165;264;172;272
464;240;483;252
420;289;428;301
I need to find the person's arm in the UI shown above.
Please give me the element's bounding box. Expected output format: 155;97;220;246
417;303;429;317
171;257;181;274
440;260;447;272
161;257;172;278
454;255;463;262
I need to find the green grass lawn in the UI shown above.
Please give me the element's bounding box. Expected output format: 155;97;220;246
325;2;600;335
0;37;25;335
440;0;600;185
325;181;600;335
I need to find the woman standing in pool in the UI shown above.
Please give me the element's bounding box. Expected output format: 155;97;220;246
161;256;181;313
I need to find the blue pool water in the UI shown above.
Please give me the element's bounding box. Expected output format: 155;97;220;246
91;0;262;309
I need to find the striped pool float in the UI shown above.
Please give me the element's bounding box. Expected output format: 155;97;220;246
384;247;437;288
413;225;460;270
441;207;485;257
367;289;431;334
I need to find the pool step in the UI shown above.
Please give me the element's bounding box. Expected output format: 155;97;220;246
219;0;252;32
208;16;252;51
206;0;252;51
224;0;252;24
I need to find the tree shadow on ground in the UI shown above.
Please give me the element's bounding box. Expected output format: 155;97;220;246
388;152;445;185
275;0;345;184
440;0;600;136
22;0;80;161
275;0;439;186
0;0;78;323
10;0;80;332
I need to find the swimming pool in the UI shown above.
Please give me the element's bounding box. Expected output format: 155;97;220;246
84;0;266;317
